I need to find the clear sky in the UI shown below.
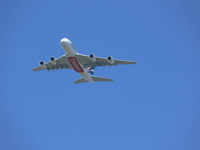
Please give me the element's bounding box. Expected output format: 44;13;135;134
1;1;200;150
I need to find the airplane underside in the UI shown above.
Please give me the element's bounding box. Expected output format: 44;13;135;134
32;38;136;84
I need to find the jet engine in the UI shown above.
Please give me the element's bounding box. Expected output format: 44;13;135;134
50;56;57;65
107;56;114;64
89;54;96;62
40;61;46;69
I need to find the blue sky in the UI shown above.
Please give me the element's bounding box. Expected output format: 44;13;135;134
1;1;200;150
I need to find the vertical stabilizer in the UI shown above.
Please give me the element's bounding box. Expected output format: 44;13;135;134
87;66;96;75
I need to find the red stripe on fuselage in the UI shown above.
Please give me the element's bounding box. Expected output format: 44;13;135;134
68;57;84;73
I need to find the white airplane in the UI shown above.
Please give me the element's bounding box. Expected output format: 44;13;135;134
33;38;137;84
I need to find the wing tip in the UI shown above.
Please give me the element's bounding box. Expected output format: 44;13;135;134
32;67;43;71
126;61;137;64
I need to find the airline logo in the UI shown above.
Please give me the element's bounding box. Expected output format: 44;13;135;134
68;57;84;73
87;67;95;75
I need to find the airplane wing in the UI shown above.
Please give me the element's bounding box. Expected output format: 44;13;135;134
32;54;72;71
75;53;137;68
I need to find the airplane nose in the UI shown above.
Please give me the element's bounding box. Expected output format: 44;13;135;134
60;38;70;47
60;38;66;43
60;38;70;43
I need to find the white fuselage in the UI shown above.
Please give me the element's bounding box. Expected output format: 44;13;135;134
60;38;93;83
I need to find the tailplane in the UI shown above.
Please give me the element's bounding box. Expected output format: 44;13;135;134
74;76;113;84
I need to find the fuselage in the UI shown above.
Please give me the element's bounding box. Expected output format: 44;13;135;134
60;38;93;83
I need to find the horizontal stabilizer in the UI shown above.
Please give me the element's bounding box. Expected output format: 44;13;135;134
74;78;88;84
74;76;113;84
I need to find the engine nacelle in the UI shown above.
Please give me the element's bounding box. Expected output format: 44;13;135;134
107;56;114;64
50;56;57;65
89;54;96;62
40;61;46;69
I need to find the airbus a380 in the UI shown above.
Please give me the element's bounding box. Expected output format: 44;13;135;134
33;38;137;84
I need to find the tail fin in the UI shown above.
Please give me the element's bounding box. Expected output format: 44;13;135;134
87;67;96;75
74;76;113;84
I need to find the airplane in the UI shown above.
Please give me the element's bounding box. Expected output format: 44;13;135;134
32;38;137;84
